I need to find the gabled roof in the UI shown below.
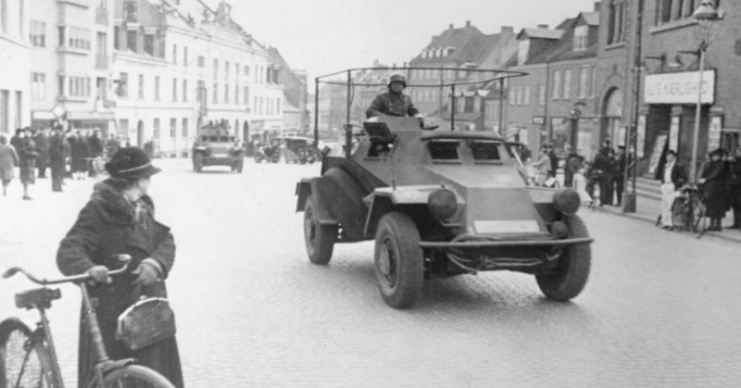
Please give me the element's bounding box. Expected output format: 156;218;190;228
573;11;600;27
516;28;564;41
411;24;485;64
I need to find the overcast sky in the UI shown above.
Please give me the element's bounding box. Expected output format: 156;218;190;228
219;0;601;79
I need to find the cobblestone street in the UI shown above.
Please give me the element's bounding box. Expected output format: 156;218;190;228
2;159;741;387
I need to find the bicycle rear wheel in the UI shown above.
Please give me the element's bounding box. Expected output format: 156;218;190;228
690;197;706;234
102;365;175;388
0;318;50;388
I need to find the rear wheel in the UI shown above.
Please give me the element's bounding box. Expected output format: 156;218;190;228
374;212;424;309
536;215;591;301
0;319;51;388
102;364;175;388
304;197;337;265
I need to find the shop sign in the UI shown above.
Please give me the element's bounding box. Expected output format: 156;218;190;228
532;116;545;125
637;115;646;158
707;116;723;152
644;70;715;104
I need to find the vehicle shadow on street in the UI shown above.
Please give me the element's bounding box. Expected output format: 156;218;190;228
302;257;590;328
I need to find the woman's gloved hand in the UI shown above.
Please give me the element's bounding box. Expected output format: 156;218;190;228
87;265;111;284
131;262;159;286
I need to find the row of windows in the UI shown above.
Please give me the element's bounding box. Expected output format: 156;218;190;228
118;117;190;140
409;68;471;81
655;0;703;25
551;66;597;101
118;72;254;107
60;26;92;50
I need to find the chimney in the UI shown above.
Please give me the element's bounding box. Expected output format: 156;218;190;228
501;26;514;35
449;23;454;29
537;24;549;29
594;2;601;12
466;20;471;27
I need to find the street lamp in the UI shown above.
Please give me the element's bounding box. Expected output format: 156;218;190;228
689;1;723;183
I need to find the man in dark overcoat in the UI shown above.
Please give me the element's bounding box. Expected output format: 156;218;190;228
700;148;729;231
49;126;66;192
18;128;38;200
728;147;741;229
615;146;631;206
564;145;584;188
71;131;89;179
588;148;612;206
57;147;184;387
34;128;51;178
87;130;103;177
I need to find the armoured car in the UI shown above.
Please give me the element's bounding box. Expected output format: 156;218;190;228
192;122;244;173
295;68;593;309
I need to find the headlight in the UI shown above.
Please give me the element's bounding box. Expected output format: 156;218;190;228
553;188;580;215
550;221;569;239
428;188;458;220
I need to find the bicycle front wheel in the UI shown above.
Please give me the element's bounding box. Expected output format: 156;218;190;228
103;365;176;388
670;197;688;230
690;197;706;234
0;318;51;388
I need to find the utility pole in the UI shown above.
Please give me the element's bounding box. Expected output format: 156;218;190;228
622;0;644;213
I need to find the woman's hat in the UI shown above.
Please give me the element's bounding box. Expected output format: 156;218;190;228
105;147;161;179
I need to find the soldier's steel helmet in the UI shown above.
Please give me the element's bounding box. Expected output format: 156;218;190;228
388;74;407;89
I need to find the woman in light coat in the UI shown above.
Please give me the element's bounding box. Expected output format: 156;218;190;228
531;147;552;186
0;135;19;196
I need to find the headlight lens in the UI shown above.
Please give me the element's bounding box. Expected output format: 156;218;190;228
553;188;581;215
428;189;458;220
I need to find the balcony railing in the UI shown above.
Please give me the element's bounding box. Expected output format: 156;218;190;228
57;0;89;8
95;54;109;70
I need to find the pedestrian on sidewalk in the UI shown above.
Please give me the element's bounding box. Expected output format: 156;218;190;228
700;148;729;231
564;145;584;188
34;127;50;179
0;135;19;196
589;147;612;207
728;147;741;229
615;146;630;206
547;144;559;178
531;146;552;186
57;147;184;388
49;126;66;192
658;150;687;230
18;128;39;200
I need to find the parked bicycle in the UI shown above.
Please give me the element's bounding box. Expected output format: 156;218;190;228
670;184;707;236
0;255;176;388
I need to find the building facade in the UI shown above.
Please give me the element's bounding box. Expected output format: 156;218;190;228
29;0;114;134
0;0;30;135
110;0;284;156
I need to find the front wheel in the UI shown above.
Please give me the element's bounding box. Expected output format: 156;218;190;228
103;364;176;388
0;319;52;388
536;214;591;301
374;212;424;309
192;154;203;173
304;197;337;265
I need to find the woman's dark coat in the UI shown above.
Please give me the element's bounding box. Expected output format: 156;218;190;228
70;136;89;173
57;182;184;388
701;159;728;219
18;137;37;184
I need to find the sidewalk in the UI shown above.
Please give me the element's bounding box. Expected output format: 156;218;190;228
593;194;741;244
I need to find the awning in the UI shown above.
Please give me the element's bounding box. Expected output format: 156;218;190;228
32;111;56;120
67;111;115;121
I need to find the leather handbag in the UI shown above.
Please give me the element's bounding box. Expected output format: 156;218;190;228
116;297;176;351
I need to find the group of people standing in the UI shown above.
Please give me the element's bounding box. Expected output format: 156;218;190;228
0;126;121;199
583;144;631;207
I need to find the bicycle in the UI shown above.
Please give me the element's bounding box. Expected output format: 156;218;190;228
0;255;176;388
670;184;707;237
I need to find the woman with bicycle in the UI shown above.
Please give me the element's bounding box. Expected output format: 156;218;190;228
699;148;729;231
57;147;184;388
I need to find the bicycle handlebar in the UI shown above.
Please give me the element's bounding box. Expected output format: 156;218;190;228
2;255;132;285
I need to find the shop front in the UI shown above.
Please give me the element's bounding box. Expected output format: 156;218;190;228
643;70;716;179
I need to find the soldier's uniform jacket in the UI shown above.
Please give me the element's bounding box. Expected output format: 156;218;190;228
366;92;420;118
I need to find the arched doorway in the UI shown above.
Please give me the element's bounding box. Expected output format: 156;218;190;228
136;120;144;147
601;88;623;148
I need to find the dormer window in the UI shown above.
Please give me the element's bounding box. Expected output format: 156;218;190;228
574;25;588;51
517;39;530;65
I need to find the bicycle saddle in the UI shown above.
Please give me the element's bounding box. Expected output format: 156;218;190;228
15;288;61;310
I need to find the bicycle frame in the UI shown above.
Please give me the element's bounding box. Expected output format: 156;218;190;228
2;256;132;388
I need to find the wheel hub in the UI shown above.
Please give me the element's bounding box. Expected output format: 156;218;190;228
378;239;395;284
